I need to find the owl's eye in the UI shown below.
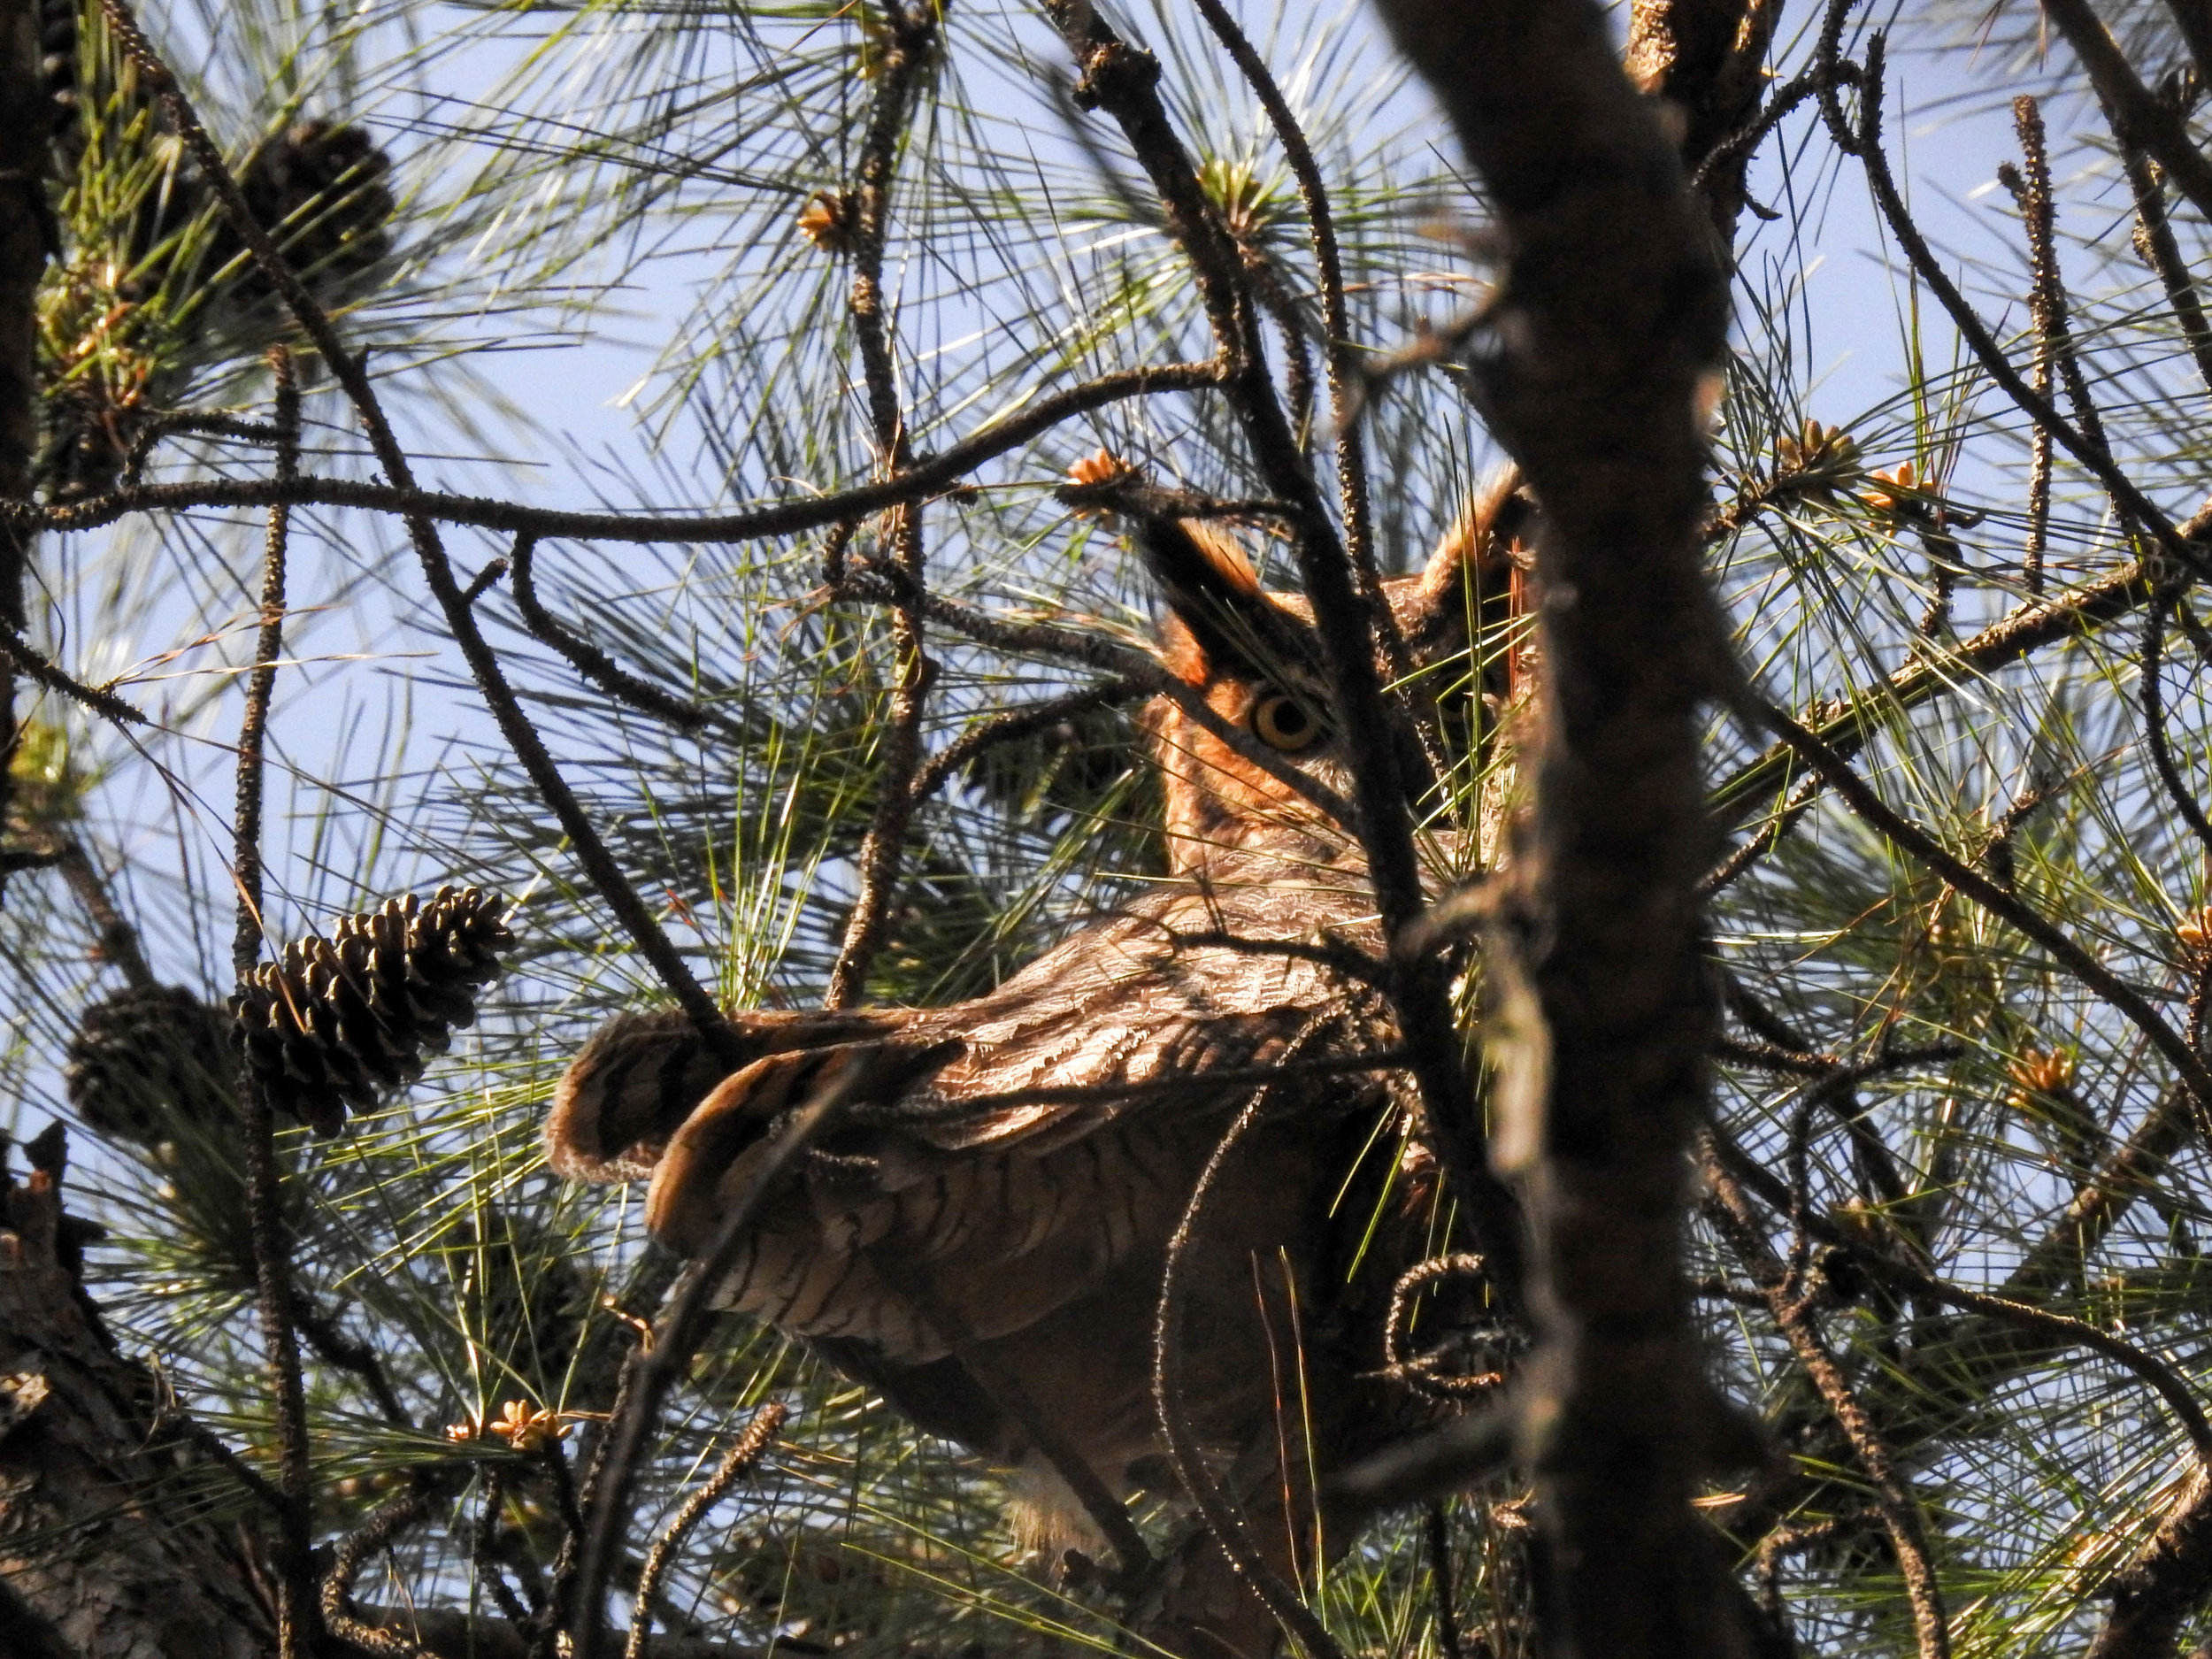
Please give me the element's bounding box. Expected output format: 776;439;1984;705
1249;691;1322;752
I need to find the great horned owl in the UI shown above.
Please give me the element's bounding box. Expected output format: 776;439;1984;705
548;480;1533;1658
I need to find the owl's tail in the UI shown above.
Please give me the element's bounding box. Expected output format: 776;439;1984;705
545;1006;896;1185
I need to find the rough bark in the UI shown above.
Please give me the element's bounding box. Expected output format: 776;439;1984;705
1625;0;1781;242
1364;0;1739;1655
0;0;45;873
0;1134;278;1658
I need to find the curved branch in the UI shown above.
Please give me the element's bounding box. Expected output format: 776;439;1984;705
1153;1081;1349;1659
2139;585;2212;857
12;363;1229;545
508;534;712;733
1702;1148;1950;1659
624;1403;787;1659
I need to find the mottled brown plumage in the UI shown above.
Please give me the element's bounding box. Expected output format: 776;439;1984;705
548;480;1535;1657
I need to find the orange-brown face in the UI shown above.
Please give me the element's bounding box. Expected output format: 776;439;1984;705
1131;479;1535;877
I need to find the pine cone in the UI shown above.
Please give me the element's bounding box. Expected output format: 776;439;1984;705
234;886;513;1134
65;985;237;1147
216;119;395;296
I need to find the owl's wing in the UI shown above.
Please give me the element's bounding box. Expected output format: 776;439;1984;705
636;908;1394;1360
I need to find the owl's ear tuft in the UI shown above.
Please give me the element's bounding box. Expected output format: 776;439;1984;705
1135;515;1314;687
1392;469;1539;653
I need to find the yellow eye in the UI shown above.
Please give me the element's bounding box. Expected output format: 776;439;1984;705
1250;692;1321;752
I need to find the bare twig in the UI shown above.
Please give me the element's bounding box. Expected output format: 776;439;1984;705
13;362;1229;546
1186;0;1395;674
1702;1144;1951;1659
2139;584;2212;857
470;1466;539;1627
121;409;287;486
825;1;941;1009
624;1403;788;1659
1425;1503;1463;1659
1884;1266;2212;1465
2002;97;2111;474
1691;65;1848;197
2119;142;2212;400
1381;1255;1504;1401
320;1479;436;1658
2000;99;2066;595
41;833;155;987
228;346;316;1657
292;1296;408;1426
1705;771;1820;895
1153;1066;1350;1659
0;619;149;726
508;534;712;733
904;679;1141;808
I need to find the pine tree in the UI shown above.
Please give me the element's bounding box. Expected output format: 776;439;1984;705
5;0;2212;1655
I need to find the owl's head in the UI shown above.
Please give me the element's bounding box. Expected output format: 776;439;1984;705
1131;474;1534;876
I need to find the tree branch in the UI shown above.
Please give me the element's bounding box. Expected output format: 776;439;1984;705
1368;0;1737;1651
2038;0;2212;229
229;347;316;1656
1701;1143;1951;1659
12;367;1229;545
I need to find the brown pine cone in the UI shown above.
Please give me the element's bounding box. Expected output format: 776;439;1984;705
65;985;237;1147
218;119;395;294
234;886;513;1133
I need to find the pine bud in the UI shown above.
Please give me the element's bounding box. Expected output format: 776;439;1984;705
797;190;856;253
234;886;513;1133
1773;418;1862;503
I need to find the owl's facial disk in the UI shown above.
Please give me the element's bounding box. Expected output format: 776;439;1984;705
1126;486;1533;874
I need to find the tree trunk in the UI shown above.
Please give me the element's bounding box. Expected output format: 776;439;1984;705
0;1131;280;1658
0;0;42;867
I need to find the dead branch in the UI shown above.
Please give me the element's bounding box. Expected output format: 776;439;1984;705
228;346;315;1656
824;0;939;1011
624;1403;787;1659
